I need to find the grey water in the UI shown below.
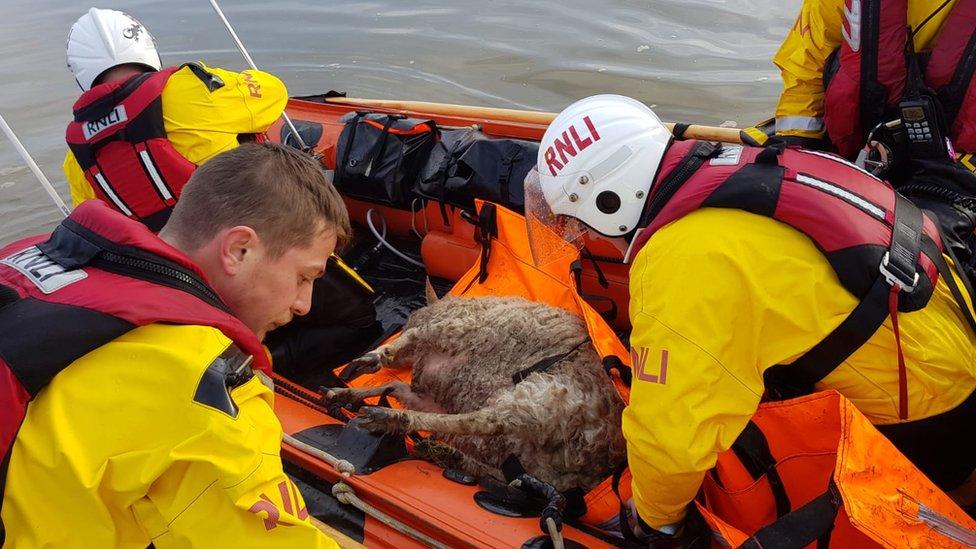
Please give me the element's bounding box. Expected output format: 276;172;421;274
0;0;800;245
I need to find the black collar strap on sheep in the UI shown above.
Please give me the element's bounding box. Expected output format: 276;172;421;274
511;339;591;385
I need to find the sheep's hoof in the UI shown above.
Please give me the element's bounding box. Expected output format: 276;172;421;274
339;352;382;381
358;406;410;434
322;387;366;410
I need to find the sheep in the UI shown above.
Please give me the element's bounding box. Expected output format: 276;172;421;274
325;290;627;493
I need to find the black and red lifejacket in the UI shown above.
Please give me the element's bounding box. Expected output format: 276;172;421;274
628;139;976;488
0;201;271;540
66;66;197;231
823;0;976;157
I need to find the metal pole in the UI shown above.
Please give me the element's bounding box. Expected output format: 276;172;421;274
0;112;70;217
207;0;309;150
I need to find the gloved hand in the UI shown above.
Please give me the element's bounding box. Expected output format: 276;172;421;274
739;125;771;147
625;498;682;547
740;128;828;151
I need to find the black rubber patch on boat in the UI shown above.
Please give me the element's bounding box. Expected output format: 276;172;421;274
521;536;588;549
443;468;478;486
280;119;324;150
291;418;410;474
473;490;534;517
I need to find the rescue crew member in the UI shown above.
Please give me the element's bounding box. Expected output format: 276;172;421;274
525;95;976;541
763;0;976;316
63;7;288;231
764;0;976;159
61;8;382;379
0;143;346;547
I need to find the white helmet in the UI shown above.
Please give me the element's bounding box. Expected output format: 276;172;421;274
66;8;161;91
528;94;671;239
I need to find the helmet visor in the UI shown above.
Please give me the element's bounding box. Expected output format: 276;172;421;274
523;167;587;268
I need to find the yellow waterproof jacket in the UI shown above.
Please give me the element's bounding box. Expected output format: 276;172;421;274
63;62;288;206
623;207;976;530
1;323;336;548
773;0;958;139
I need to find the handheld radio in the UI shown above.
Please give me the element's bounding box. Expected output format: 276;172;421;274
899;95;952;160
899;29;954;161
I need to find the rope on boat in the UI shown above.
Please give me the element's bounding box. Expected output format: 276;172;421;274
332;482;450;549
282;433;355;476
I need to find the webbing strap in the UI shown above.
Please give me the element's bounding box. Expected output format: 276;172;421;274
764;271;892;399
336;111;367;183
0;284;18;310
888;285;910;419
764;195;924;399
639;141;718;227
476;203;498;284
739;481;843;549
363;115;398;178
729;421;792;519
511;339;589;385
570;259;617;322
73;72;155;123
933;229;976;335
610;463;650;543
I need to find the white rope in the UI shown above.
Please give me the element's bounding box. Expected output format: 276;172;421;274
207;0;308;150
546;517;565;549
332;481;450;549
0;112;70;217
282;433;355;476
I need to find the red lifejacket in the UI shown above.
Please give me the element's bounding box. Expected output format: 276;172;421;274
66;67;197;231
0;201;271;532
628;139;976;489
823;0;976;157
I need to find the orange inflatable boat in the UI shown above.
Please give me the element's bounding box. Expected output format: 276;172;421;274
265;97;976;548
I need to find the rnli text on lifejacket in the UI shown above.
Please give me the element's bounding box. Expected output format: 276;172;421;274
0;246;87;293
82;105;128;140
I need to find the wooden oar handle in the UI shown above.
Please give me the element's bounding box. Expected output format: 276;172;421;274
323;96;743;144
310;516;365;548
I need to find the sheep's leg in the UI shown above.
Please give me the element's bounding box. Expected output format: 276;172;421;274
358;406;503;435
413;438;502;479
325;380;447;413
358;376;571;438
324;382;403;409
339;329;420;380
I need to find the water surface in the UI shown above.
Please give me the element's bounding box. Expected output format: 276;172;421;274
0;0;800;244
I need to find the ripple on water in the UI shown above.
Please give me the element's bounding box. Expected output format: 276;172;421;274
0;0;799;240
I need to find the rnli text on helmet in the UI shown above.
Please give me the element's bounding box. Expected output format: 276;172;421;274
544;116;602;176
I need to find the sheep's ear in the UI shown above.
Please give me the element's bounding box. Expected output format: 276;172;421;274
425;277;439;305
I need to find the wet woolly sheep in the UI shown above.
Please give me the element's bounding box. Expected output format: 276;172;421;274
326;292;626;493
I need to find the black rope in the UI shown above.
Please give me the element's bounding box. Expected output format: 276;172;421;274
273;377;335;417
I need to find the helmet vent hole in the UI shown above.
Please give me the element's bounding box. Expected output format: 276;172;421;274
596;191;621;214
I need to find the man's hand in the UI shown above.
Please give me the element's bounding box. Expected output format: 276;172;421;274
626;498;682;547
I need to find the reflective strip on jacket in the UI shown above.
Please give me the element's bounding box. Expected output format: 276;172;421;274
63;62;287;207
773;0;958;139
1;323;336;548
623;207;976;530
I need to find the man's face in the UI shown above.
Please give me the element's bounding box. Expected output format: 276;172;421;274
226;226;336;340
